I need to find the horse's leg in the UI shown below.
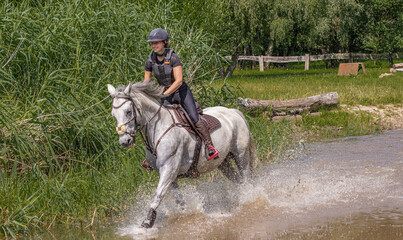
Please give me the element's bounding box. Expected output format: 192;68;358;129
170;180;185;208
218;153;242;184
141;164;177;228
233;140;254;183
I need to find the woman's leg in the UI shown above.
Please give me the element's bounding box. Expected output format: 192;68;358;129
178;85;199;123
179;86;219;160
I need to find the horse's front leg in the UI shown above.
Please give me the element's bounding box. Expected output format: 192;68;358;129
141;163;178;228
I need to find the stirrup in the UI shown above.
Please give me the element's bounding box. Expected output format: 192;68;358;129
207;145;220;160
141;159;153;171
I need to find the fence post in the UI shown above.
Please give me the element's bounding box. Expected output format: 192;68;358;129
305;54;310;70
259;56;264;72
349;53;353;63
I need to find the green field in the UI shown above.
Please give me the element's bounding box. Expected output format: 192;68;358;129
214;60;402;106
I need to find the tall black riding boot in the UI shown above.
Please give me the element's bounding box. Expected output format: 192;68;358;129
194;120;220;160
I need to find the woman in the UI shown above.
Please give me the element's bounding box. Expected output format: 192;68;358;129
143;28;219;166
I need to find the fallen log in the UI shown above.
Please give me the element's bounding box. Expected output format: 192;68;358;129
238;92;339;115
391;63;403;72
393;63;403;69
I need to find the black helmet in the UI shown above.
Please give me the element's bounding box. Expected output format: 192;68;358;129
147;28;169;42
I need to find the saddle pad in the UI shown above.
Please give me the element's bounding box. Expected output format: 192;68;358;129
201;114;221;133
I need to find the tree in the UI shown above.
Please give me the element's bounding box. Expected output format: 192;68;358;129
360;0;403;66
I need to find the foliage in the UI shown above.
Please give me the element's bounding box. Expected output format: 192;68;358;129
173;0;402;58
0;0;222;236
361;0;403;53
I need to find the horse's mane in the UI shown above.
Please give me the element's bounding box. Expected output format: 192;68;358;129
132;79;165;98
115;79;165;99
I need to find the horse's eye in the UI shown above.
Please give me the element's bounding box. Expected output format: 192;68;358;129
127;111;132;117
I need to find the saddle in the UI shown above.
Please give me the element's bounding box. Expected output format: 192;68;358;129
169;103;221;178
171;103;221;135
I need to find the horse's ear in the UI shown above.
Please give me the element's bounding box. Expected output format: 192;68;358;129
124;82;132;96
107;84;116;98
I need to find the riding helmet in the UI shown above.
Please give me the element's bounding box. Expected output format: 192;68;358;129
147;28;169;42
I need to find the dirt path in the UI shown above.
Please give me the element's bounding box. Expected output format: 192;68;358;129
341;104;403;129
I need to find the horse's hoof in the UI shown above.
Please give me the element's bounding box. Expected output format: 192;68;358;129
141;208;157;228
141;220;153;228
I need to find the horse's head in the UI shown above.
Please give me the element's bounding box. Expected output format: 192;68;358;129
107;80;165;147
107;83;140;147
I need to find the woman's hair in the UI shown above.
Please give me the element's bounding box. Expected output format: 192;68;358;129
164;40;170;48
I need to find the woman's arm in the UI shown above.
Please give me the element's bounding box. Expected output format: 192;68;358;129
163;66;183;96
144;71;152;81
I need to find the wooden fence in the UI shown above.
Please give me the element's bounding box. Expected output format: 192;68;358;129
227;53;402;71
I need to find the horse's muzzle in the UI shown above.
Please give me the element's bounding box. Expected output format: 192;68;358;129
119;134;135;148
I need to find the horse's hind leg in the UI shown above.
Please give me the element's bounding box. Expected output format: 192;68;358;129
233;140;255;182
218;153;242;184
171;180;185;209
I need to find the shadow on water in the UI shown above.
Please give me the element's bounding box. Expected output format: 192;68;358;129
34;129;403;239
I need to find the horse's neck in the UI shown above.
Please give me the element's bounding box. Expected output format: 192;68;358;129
136;95;174;147
136;94;172;128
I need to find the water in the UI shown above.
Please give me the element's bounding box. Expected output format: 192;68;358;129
35;129;403;239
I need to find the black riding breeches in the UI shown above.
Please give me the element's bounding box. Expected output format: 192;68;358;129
161;82;199;123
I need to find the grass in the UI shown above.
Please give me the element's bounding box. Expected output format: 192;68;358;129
215;60;402;106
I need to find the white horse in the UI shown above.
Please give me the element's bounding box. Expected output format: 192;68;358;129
107;80;257;228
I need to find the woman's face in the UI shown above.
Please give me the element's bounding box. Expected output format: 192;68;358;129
150;41;165;54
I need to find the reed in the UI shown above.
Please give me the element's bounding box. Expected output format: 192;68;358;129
0;0;224;237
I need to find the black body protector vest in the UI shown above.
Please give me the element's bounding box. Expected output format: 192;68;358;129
149;49;175;88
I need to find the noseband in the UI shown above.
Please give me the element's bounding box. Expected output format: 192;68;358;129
112;96;140;138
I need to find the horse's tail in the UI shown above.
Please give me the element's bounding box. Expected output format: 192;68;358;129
233;109;259;177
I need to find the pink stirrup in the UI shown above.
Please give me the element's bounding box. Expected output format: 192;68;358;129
141;159;152;171
207;145;220;160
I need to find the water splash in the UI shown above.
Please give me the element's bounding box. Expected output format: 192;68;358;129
119;129;403;239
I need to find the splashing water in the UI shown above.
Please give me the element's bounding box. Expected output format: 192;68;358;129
116;129;403;239
34;130;403;239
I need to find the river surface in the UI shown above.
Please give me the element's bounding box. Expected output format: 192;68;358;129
35;129;403;239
